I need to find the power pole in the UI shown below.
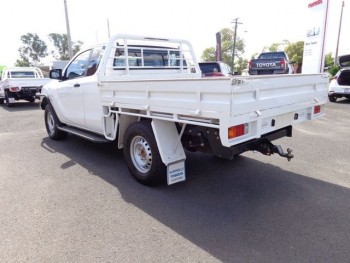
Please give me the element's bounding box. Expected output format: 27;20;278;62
231;18;242;72
335;1;344;65
64;0;73;59
107;18;111;39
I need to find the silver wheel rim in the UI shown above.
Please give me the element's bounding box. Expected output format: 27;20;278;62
130;135;152;174
47;111;55;135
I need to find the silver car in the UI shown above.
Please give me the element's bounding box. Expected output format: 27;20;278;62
328;54;350;102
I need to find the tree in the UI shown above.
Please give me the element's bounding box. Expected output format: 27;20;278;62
16;33;48;66
284;41;304;73
201;28;246;73
235;57;249;75
324;53;334;68
48;33;83;60
264;40;290;52
324;53;339;77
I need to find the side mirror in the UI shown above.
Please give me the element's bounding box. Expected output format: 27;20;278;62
49;69;63;79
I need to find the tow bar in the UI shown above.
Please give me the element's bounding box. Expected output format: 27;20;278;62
273;145;294;161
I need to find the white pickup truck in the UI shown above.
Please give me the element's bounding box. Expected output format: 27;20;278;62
0;67;50;106
40;34;328;186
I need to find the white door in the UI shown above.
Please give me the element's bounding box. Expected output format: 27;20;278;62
55;49;92;128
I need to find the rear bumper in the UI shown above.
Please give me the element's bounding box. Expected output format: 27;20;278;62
206;126;293;160
328;88;350;96
249;68;290;75
7;87;39;99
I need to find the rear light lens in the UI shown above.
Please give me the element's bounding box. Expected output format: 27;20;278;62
314;105;321;114
212;72;224;76
9;87;20;92
280;58;286;68
228;124;248;139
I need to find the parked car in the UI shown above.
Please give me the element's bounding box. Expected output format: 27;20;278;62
199;61;233;77
328;54;350;102
0;67;50;106
248;51;294;75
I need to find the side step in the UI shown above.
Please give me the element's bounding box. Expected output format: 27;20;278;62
58;126;110;143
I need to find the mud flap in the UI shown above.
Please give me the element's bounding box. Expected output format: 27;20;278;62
151;120;186;184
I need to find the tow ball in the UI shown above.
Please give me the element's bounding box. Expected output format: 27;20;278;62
273;145;294;161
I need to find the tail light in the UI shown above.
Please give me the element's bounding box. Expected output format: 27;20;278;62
280;58;286;68
212;72;224;76
9;87;20;92
228;123;249;139
249;61;252;69
314;105;321;114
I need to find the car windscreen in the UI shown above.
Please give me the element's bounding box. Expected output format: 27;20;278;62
199;63;220;74
258;52;286;59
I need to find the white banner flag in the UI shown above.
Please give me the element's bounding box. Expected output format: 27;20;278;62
302;0;329;74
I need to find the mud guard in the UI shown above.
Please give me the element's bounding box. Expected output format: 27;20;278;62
151;120;186;184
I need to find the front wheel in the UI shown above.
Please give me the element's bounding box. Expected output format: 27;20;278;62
123;121;166;186
44;104;67;140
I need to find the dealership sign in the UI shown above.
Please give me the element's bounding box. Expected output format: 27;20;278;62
302;0;329;74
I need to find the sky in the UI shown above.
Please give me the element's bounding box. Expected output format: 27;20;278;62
1;0;349;66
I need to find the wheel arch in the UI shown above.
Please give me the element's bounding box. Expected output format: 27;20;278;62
40;96;49;110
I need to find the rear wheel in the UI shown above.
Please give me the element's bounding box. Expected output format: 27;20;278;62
123;121;165;186
44;104;67;140
0;98;4;104
5;92;13;107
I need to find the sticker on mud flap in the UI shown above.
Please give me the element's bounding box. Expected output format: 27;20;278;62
167;161;186;185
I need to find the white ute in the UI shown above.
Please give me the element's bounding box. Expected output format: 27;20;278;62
40;34;329;186
0;67;50;106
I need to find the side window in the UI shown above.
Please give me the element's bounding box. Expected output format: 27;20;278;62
86;46;105;76
65;50;91;79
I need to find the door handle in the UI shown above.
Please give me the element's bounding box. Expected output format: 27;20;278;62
74;83;80;88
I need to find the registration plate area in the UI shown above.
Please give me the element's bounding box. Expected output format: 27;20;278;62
261;109;308;133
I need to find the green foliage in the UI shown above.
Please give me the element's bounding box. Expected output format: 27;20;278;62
201;28;245;74
324;53;334;68
264;40;290;52
15;57;30;67
48;33;83;60
16;33;48;66
235;57;249;74
328;65;340;77
16;33;84;66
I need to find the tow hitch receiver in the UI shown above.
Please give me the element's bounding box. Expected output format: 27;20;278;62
273;145;294;161
251;139;294;161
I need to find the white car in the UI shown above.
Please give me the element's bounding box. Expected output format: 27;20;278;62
328;54;350;102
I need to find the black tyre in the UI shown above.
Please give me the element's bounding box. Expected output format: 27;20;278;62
0;98;4;105
328;95;337;102
28;97;35;103
44;104;67;140
5;93;13;107
123;120;166;186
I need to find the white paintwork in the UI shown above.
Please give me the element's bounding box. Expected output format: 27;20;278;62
42;34;329;170
0;67;50;98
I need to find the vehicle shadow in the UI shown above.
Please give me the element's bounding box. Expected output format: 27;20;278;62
0;101;41;112
41;136;350;262
332;97;350;104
